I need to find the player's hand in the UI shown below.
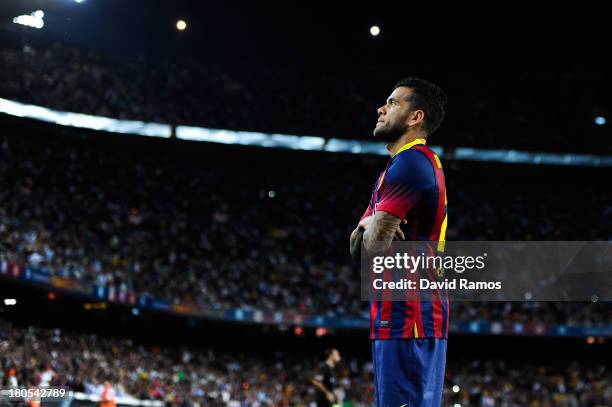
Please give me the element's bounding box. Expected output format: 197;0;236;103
394;219;407;240
358;215;373;231
326;392;336;403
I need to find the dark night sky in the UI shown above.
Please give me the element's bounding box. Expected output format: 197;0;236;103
2;0;608;69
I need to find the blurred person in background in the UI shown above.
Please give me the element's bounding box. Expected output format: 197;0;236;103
100;381;117;407
311;348;341;407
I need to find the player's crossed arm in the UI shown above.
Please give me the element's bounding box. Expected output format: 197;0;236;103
350;212;406;260
349;224;365;261
363;211;406;254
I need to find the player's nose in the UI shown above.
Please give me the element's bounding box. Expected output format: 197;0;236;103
377;105;386;116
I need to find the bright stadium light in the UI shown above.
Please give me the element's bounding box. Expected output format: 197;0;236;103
452;385;460;393
74;0;85;3
595;116;606;126
12;11;44;29
4;299;17;306
176;20;187;31
370;25;380;36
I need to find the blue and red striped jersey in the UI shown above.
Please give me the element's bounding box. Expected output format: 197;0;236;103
361;138;449;340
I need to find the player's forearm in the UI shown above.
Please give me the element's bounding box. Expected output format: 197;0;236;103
362;218;396;254
363;230;393;254
311;380;325;392
349;227;364;260
311;380;335;402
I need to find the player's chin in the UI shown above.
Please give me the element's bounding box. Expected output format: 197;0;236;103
373;129;390;139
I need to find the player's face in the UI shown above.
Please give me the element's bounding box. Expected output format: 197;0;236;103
373;87;415;142
331;349;341;363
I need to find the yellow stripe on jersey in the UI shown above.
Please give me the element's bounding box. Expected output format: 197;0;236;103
392;138;427;157
434;154;443;169
437;214;448;253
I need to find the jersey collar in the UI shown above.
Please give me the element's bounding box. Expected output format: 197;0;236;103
392;138;427;157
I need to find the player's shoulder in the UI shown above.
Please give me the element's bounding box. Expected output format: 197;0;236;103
385;147;438;189
391;147;437;174
318;362;332;375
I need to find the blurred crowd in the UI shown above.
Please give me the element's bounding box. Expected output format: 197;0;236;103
0;319;321;407
0;129;610;325
0;42;610;153
0;319;610;406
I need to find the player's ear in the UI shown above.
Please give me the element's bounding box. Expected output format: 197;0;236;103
408;109;425;128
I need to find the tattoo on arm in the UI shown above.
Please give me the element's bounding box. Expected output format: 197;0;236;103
363;211;402;254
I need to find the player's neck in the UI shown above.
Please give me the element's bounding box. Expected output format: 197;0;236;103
386;132;426;157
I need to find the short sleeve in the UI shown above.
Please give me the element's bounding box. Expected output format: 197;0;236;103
360;205;373;221
375;150;436;220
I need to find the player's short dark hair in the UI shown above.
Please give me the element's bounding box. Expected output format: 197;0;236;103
394;77;447;135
